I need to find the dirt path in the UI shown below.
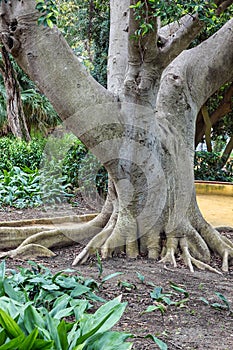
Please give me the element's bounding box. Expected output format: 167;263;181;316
197;194;233;227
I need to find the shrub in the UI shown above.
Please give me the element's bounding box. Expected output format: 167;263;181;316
0;137;45;171
0;166;72;208
0;135;108;209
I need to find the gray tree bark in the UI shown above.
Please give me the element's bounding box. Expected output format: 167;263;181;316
0;0;233;272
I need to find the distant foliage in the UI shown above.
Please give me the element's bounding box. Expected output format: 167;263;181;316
194;151;233;182
46;0;110;87
0;137;71;208
0;57;60;136
0;137;46;171
130;0;232;37
0;165;71;209
62;138;108;197
0;135;108;208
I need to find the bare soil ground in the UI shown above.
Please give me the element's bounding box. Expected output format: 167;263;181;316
1;205;233;350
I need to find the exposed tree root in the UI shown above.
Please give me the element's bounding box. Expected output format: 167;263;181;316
0;212;107;258
160;237;178;267
215;226;233;233
73;209;118;265
0;244;55;259
180;239;222;275
0;208;232;273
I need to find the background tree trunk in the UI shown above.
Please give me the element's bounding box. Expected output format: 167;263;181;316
0;44;30;141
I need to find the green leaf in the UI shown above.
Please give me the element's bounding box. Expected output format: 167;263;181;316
3;281;25;303
142;305;158;314
51;269;76;283
49;294;70;318
162;297;172;306
101;272;124;283
80;331;133;350
41;284;60;291
154;303;167;315
24;305;45;334
35;2;46;11
199;297;209;305
18;328;39;350
37;16;46;26
45;312;61;350
57;320;69;350
145;334;167;350
0;262;5;297
0;309;23;339
215;292;230;309
0;330;6;346
150;287;163;299
118;281;136;290
136;272;145;283
70;285;91;298
76;297;127;345
55;276;79;289
170;282;189;297
211;303;228;310
0;334;25;349
84;292;105;303
51;306;74;320
173;298;189;307
46;18;54;28
70;300;89;321
33;339;54;350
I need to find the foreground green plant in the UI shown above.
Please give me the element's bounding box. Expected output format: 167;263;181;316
0;261;167;349
200;292;232;313
0;261;131;349
143;282;190;315
0;296;131;350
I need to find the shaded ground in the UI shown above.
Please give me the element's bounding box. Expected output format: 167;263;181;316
1;204;233;350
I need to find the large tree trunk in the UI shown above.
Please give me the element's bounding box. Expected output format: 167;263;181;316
0;0;233;272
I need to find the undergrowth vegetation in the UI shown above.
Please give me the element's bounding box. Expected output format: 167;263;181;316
0;136;231;209
0;259;231;349
0;260;166;350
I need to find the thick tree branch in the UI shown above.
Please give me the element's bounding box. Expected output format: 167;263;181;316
220;134;233;166
215;0;233;14
107;0;129;95
124;0;159;93
195;82;233;146
186;18;233;110
128;0;142;66
160;14;203;68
